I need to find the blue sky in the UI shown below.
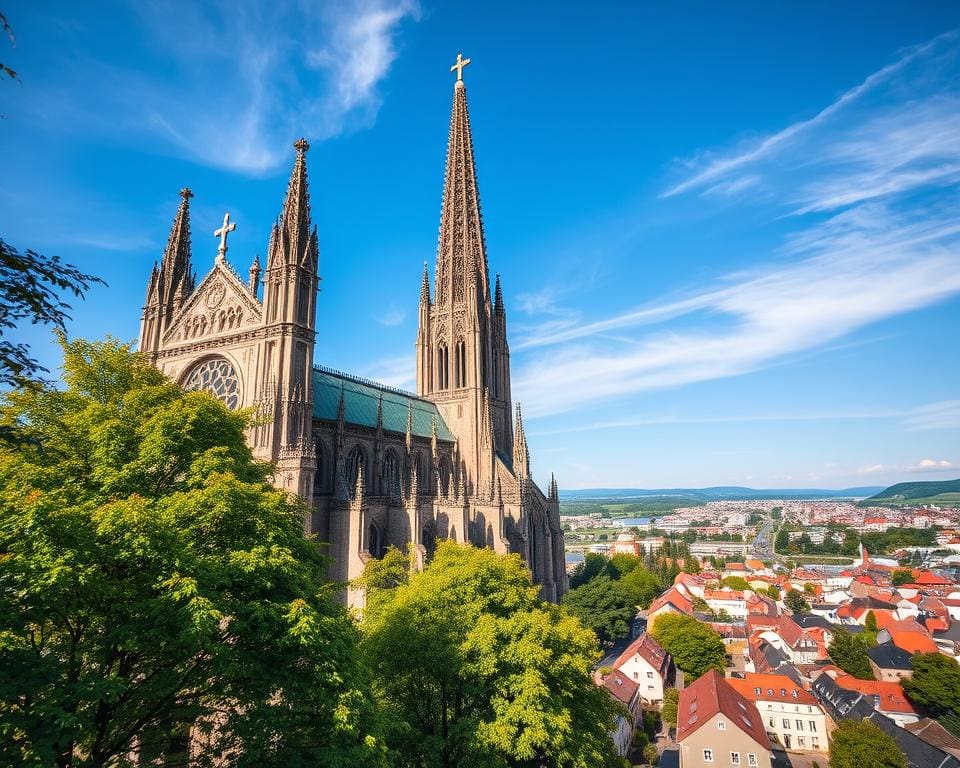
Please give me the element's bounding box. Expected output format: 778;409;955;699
3;1;959;489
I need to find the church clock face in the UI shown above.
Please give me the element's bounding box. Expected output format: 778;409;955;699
182;357;241;410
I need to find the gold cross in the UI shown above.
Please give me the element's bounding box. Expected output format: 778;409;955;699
450;52;471;82
214;212;236;260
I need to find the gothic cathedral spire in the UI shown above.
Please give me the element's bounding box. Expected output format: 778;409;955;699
416;56;515;492
140;187;195;358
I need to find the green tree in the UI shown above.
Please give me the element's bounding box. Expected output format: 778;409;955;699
864;610;878;633
784;590;810;614
827;627;875;680
902;653;960;735
610;552;642;578
0;338;384;768
643;742;659;766
766;585;781;600
353;545;412;617
829;719;906;768
721;576;750;591
0;244;102;389
362;542;622;768
562;574;636;645
650;614;726;681
774;528;789;551
569;551;615;589
661;688;679;727
620;566;664;609
891;568;914;586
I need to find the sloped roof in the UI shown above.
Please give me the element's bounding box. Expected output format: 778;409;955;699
866;642;914;671
728;672;818;706
677;669;769;748
601;671;640;707
613;632;671;675
312;366;455;441
833;674;917;715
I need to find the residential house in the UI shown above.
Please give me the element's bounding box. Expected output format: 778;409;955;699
611;632;676;708
727;672;831;754
677;669;772;768
598;670;641;758
866;642;915;682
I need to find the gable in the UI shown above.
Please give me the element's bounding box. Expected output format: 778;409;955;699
163;260;262;345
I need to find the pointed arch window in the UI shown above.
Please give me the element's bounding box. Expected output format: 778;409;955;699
314;437;325;495
437;342;449;390
382;450;401;502
346;445;367;498
368;521;384;559
454;339;467;388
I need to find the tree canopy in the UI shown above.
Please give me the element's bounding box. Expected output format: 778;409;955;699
827;627;875;680
569;551;616;588
0;338;384;768
829;719;906;768
360;542;622;768
902;653;960;736
561;573;636;646
784;590;810;614
650;614;725;681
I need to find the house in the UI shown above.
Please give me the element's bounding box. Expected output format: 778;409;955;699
812;674;960;768
904;719;960;761
611;632;676;708
598;670;641;758
677;669;772;768
828;674;919;726
649;587;694;624
867;642;915;682
727;673;831;753
878;620;940;655
610;532;642;557
746;616;823;665
705;589;749;619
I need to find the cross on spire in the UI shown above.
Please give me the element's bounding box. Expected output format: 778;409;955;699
450;52;471;82
214;212;237;261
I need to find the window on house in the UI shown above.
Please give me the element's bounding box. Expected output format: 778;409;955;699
792;690;798;698
798;736;806;748
731;753;741;765
754;687;762;695
703;750;714;762
647;671;654;678
768;718;775;728
782;719;790;729
717;720;725;730
796;720;803;731
780;688;786;697
748;756;757;767
809;721;817;732
811;738;819;749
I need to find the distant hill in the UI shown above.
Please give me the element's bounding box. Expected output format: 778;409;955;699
863;478;960;506
559;486;885;503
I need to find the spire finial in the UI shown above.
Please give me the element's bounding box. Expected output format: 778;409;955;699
294;137;310;154
179;187;194;201
450;52;471;83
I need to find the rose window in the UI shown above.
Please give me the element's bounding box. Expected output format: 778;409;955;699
182;358;241;410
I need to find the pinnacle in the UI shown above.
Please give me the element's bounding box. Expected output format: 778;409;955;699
179;187;194;200
294;137;310;154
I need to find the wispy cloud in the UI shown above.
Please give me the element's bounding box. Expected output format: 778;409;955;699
908;458;956;472
30;1;420;174
903;400;960;431
513;30;960;418
376;302;406;327
357;354;415;391
662;28;958;199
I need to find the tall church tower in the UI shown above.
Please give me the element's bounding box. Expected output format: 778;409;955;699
416;54;513;498
257;138;320;499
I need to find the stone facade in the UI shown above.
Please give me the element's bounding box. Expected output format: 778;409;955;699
137;73;567;605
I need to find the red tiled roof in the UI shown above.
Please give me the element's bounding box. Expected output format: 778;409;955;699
649;587;693;617
677;669;769;748
612;632;671;676
833;675;918;715
705;589;746;601
601;671;640;706
888;628;939;654
728;673;818;707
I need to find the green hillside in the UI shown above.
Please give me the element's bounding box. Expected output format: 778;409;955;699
863;478;960;506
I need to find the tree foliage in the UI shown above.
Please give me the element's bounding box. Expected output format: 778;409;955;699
0;338;384;768
650;614;725;681
891;568;914;586
828;719;906;768
569;552;615;589
902;653;960;736
361;542;622;768
0;241;103;388
827;627;875;680
661;688;679;727
784;590;810;614
721;576;749;591
562;574;636;645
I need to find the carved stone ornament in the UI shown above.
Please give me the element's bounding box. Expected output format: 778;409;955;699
205;282;226;309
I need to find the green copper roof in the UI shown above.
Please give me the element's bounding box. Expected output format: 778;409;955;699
312;366;454;442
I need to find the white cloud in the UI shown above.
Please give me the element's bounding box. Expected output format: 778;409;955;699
513;29;960;418
859;464;887;475
31;0;420;174
908;458;956;472
376;302;406;327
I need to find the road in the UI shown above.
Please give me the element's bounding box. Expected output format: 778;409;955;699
752;519;777;560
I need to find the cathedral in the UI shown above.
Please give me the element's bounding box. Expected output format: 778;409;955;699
138;56;567;604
